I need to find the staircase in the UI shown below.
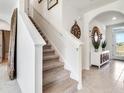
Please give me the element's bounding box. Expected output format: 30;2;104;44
29;16;78;93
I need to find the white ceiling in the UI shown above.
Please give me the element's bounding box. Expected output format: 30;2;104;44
0;0;18;23
0;19;10;30
94;11;124;25
66;0;118;12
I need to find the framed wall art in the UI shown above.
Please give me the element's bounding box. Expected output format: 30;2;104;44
47;0;58;10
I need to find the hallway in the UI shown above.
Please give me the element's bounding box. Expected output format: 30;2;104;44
0;61;21;93
78;60;124;93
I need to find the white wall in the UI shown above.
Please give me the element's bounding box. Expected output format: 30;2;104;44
62;1;83;40
17;12;45;93
0;0;18;23
63;2;79;31
32;0;84;40
31;0;62;32
0;20;10;30
82;0;124;70
19;0;25;12
17;13;35;93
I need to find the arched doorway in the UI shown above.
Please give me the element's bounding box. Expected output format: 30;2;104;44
89;11;124;68
83;1;124;69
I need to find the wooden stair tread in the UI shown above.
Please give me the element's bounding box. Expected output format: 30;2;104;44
43;79;77;93
43;43;51;49
45;43;51;46
43;48;54;52
43;68;70;86
43;54;59;61
43;48;55;56
43;61;64;71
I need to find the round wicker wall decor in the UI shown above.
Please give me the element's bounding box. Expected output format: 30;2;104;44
71;21;81;39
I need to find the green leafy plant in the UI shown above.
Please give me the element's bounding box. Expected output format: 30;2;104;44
101;40;107;49
92;41;100;50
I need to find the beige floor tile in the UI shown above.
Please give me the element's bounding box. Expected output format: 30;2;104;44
0;63;21;93
78;60;124;93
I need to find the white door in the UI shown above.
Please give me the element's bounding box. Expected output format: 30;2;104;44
112;29;124;60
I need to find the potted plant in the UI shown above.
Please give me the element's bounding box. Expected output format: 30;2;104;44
92;41;100;52
101;40;107;51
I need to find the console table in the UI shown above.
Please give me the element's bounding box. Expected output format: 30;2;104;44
91;50;110;68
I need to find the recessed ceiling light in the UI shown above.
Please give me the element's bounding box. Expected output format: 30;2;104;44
112;17;117;20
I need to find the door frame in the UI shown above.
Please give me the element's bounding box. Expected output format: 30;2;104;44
112;28;124;60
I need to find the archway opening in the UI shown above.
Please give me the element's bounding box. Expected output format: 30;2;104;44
89;11;124;69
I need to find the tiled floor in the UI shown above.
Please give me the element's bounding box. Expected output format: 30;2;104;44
0;62;21;93
78;60;124;93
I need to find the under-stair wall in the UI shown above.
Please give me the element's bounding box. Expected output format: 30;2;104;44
32;8;83;89
17;12;46;93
